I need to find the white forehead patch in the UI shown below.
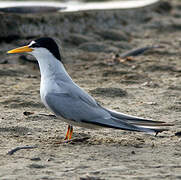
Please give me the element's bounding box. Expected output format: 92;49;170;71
28;40;36;46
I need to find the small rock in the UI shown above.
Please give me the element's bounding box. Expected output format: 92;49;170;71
131;151;136;154
144;102;157;105
23;111;34;116
30;157;41;161
28;163;45;169
175;131;181;137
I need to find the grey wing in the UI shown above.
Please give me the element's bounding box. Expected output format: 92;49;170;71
44;90;155;132
44;92;111;123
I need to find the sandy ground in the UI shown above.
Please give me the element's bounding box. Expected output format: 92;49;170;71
0;1;181;179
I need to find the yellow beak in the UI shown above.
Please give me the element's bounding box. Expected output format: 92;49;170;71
7;45;33;54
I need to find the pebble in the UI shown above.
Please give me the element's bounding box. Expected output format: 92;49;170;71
28;163;45;169
30;157;41;161
175;132;181;137
144;102;157;105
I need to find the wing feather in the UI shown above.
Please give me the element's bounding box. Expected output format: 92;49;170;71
45;92;110;122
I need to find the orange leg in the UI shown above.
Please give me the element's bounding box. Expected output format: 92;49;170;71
65;125;70;140
68;126;73;140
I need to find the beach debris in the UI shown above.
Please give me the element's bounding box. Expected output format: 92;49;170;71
104;45;164;65
175;131;181;137
119;45;164;58
7;145;38;155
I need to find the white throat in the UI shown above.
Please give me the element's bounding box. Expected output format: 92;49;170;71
30;47;71;82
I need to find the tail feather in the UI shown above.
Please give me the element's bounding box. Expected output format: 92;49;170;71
104;108;173;135
106;108;172;125
82;117;157;134
128;122;173;127
111;117;167;135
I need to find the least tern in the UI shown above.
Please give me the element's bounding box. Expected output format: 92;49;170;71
7;37;171;140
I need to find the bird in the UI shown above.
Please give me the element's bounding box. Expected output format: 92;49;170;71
7;37;172;140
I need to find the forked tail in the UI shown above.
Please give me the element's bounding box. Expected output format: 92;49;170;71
104;108;173;135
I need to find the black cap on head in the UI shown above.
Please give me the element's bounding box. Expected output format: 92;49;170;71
29;37;61;61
